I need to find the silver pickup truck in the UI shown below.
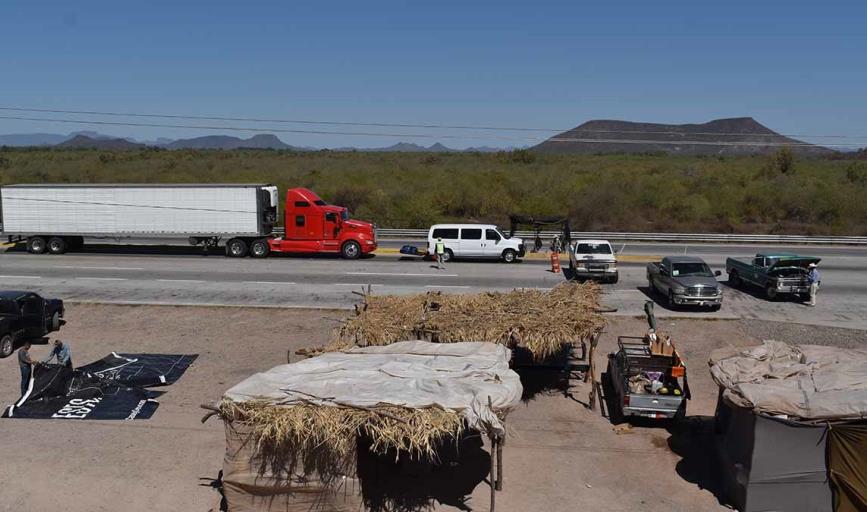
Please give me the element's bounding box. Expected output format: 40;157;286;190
646;255;723;310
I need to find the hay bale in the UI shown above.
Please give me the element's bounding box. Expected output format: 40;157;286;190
219;399;465;482
334;282;606;359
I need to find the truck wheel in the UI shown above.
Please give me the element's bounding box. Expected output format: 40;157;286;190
765;286;778;300
668;290;676;307
609;273;619;284
502;249;517;263
26;236;46;254
710;304;722;312
48;237;68;255
340;240;361;259
250;239;270;258
226;238;248;258
728;271;741;289
50;311;61;331
0;334;13;358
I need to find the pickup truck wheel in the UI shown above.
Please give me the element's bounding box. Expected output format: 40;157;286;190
26;236;46;254
250;239;270;258
48;237;68;254
226;238;248;258
50;311;61;331
608;273;619;284
667;290;676;307
502;249;517;263
709;304;722;312
765;286;778;300
728;271;741;289
340;240;361;259
0;334;13;358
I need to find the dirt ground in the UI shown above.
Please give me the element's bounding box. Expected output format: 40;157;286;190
0;304;859;512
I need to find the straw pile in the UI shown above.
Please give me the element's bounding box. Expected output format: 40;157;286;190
333;281;605;360
219;398;464;481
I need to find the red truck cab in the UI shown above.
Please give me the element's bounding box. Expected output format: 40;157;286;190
268;188;377;259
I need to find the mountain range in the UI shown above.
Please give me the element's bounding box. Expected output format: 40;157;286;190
532;117;832;155
0;118;842;155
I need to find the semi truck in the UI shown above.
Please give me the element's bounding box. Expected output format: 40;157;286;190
0;184;377;259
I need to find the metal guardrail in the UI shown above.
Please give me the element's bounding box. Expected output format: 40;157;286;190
4;223;864;245
283;227;867;245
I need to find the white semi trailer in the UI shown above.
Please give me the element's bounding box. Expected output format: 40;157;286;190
0;184;278;255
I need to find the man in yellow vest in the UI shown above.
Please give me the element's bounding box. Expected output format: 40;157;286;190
435;237;446;269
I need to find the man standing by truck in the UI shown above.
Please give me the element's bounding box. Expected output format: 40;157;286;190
808;262;821;307
18;341;36;397
435;237;446;269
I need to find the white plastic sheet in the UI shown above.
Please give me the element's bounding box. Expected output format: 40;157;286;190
224;341;523;435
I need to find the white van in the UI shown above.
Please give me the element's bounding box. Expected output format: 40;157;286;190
427;224;525;263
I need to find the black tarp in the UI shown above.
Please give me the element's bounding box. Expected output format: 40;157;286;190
3;353;196;420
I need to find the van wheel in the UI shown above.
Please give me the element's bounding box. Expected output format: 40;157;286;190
340;240;361;259
0;334;13;358
502;249;517;263
27;236;46;254
226;238;248;258
250;239;270;258
442;249;453;263
48;237;68;254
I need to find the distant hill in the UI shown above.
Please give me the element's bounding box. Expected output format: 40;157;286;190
532;117;832;156
165;133;307;150
56;135;145;150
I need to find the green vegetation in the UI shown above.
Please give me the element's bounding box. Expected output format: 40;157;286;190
1;146;865;235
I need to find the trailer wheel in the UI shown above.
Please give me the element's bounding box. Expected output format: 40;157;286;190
48;237;68;255
340;240;361;259
250;239;270;258
226;238;248;258
26;236;47;254
0;334;13;358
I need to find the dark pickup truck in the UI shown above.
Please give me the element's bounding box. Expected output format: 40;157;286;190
0;291;65;358
725;253;820;300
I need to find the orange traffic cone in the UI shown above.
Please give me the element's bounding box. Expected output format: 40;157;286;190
550;252;561;273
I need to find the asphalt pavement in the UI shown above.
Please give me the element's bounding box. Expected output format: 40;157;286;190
0;240;864;329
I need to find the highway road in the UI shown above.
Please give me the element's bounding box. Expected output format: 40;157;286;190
0;241;865;329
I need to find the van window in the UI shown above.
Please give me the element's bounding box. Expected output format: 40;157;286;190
295;215;305;227
432;228;459;240
294;201;310;207
486;229;501;241
461;229;482;240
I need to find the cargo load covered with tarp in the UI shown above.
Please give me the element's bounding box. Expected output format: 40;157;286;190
215;341;522;512
709;341;867;512
4;353;196;420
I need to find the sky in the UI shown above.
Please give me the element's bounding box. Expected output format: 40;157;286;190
1;0;865;149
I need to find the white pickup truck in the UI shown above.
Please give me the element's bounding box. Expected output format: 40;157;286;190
568;239;618;283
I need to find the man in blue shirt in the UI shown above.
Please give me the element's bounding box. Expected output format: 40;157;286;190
43;339;72;368
807;263;821;307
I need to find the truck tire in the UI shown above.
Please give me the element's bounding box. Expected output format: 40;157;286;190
728;271;741;289
27;236;47;254
250;239;270;258
226;238;248;258
48;237;68;255
765;286;778;300
340;240;361;259
668;290;676;307
0;334;13;358
608;273;619;284
502;249;517;263
50;311;61;331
